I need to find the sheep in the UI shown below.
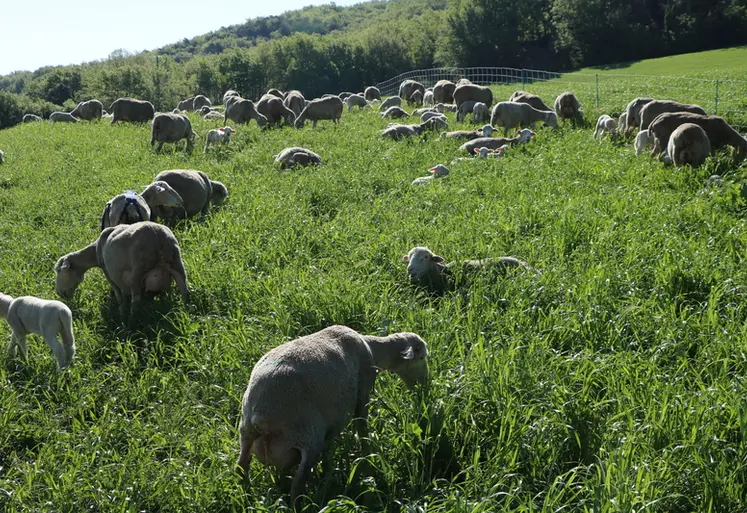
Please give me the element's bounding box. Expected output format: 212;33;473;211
453;84;493;110
204;111;225;120
100;185;183;230
433;80;457;104
283;90;306;117
205;126;237;152
399;80;425;101
274;147;322;169
379;96;402;111
420;111;448;124
411;163;449;185
618;112;629;134
173;108;181;114
23;114;42;122
381;118;447;140
403;246;530;294
381;106;410;120
435;103;457;113
509;92;553;112
236;325;428;509
109;98;155;123
193;95;211;111
452;146;509;163
150;112;196;153
456;78;472;86
648;112;747;163
149;169;229;221
471;102;490;124
664;123;711;168
178;97;195;111
197;105;214;115
456;101;478;122
223;90;240;105
554;92;584;127
49;112;78;123
0;293;75;370
423;90;435;107
593;114;618;140
638;100;707;131
623;97;654;131
70;99;103;120
413;107;436;116
337;92;355;101
266;88;284;99
225;94;243;110
459;129;535;154
346;94;368;112
54;222;189;323
257;94;296;127
408;90;424;107
225;99;268;128
364;86;381;101
295;96;344;128
634;129;655;156
491;102;558;135
442;124;496;140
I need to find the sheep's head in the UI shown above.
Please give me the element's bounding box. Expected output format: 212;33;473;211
480;124;495;137
403;246;445;280
222;126;237;135
142;181;183;208
54;255;86;299
428;164;450;177
210;181;229;205
384;332;429;389
517;128;537;143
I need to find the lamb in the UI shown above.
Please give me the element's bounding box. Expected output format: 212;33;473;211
433;80;457;104
553;92;584;127
0;293;75;370
420;111;448;124
193;95;211;111
204;111;225;120
399;80;425;101
413;107;436;116
453;84;493;110
49;112;78;123
456;100;477;122
509;92;553;112
404;246;530;294
491;102;558;135
459;129;535;154
236;325;428;509
623;97;654;131
346;93;368;112
225;99;268;128
381;118;447;140
471;102;490;123
408;90;424;107
664;123;711;168
204;126;237;152
379;96;402;111
593;114;618;140
109;98;155;123
54;222;189;322
617;112;628;134
70;99;103;120
452;146;508;162
257;94;296;127
295;96;344;128
23;114;42;122
435;103;457;113
100;185;183;230
381;106;410;119
423;90;435;107
150;112;196;153
149;169;229;221
411;163;450;185
634;129;655;156
441;124;495;140
638;100;707;131
364;86;381;101
274;147;323;169
283;90;306;117
648;112;747;163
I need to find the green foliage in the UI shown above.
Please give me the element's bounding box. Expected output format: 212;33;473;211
0;91;60;129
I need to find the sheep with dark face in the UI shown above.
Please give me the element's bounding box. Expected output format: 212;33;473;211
554;92;584;127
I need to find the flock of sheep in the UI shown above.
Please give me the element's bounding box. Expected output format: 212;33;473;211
2;74;747;510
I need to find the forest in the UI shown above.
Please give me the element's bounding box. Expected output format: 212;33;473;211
1;0;746;128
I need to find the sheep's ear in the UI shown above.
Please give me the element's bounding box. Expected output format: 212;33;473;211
402;254;410;262
531;131;536;136
401;346;415;360
427;167;437;174
432;255;445;263
60;259;71;271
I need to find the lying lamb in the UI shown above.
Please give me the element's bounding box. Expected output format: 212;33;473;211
0;293;75;370
381;106;410;119
435;103;457;113
452;146;508;163
54;222;189;323
491;102;557;135
205;126;237;152
420;111;448;124
404;246;530;295
237;325;428;509
663;122;712;168
593;114;618;140
634;130;655;156
274;147;323;169
150;169;228;221
442;124;495;140
411;164;450;185
459;128;535;155
381;117;447;140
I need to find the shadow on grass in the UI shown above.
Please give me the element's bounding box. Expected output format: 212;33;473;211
588;59;642;71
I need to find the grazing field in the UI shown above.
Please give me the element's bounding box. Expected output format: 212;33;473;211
1;92;747;512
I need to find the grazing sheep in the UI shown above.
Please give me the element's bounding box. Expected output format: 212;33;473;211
0;293;75;370
274;147;322;169
150;169;228;221
54;222;189;322
223;90;240;104
411;163;450;185
648;112;747;163
381;118;447;140
193;95;211;111
205;126;237;152
593;114;618;140
379;96;402;111
70;99;103;120
204;111;225;120
284;90;306;118
346;94;368;112
150;112;196;153
257;94;296;127
435;103;457;113
109;98;155;123
456;100;478;122
399;80;425;101
408;90;424;107
442;124;495;140
23;114;42;122
266;88;284;99
623;98;654;131
413;107;436;116
491;102;558;135
554;92;584;127
454;84;494;110
420;111;448;124
237;325;428;508
381;106;410;120
178;97;195;111
225;99;268;128
337;92;355;101
140;181;185;216
509;92;553;112
618;112;629;134
100;188;179;230
225;94;243;110
49;112;78;123
423;90;435;107
471;102;490;123
364;86;381;101
433;80;457;104
634;129;655;156
459;129;535;154
404;246;530;294
664;123;711;168
638;100;707;131
295;96;344;128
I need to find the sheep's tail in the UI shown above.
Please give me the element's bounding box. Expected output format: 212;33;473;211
58;309;75;369
100;202;111;231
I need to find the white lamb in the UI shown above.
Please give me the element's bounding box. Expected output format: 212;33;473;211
618;112;628;134
0;293;75;370
411;164;450;185
205;126;236;152
471;102;490;123
634;129;655;156
593;114;618;140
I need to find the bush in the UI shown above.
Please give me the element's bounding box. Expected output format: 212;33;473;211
0;91;61;129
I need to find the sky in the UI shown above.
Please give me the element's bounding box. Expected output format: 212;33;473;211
0;0;361;75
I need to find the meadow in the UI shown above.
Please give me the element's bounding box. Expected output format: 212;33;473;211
1;68;747;511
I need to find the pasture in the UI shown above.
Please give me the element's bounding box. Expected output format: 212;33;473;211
1;82;747;512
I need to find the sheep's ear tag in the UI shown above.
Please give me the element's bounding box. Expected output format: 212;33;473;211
401;346;415;360
531;131;536;136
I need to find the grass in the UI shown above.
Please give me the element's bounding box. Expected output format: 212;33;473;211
2;58;747;511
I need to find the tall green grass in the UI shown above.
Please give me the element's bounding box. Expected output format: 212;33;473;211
0;95;746;512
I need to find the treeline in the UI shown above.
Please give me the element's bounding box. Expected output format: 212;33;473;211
1;0;746;129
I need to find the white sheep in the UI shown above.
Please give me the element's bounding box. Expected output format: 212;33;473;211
442;124;496;140
435;103;457;113
471;102;490;123
204;111;225;120
459;128;535;154
204;126;236;152
381;106;410;119
274;147;322;169
634;129;655;156
379;96;402;112
664;122;711;168
237;325;428;509
593;114;618;140
452;145;508;163
618;112;628;134
149;170;228;221
490;102;558;135
411;163;450;185
423;90;435;107
345;94;368;112
0;293;75;370
420;111;448;124
100;185;183;230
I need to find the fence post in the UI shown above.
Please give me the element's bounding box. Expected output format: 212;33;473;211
714;80;720;115
595;74;599;108
521;69;526;90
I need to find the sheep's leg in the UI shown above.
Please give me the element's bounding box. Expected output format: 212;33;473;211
10;332;27;359
167;261;190;304
40;325;65;370
156;141;164;153
237;422;257;483
290;445;322;511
